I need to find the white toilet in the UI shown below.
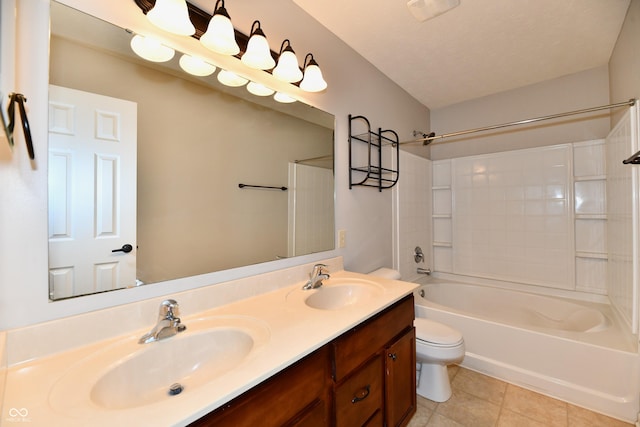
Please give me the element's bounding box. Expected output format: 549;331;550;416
414;317;465;402
367;267;465;402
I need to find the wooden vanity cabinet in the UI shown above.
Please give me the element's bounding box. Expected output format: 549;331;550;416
190;295;416;427
332;295;416;427
190;346;331;427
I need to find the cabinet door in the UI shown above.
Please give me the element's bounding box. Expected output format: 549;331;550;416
385;328;416;427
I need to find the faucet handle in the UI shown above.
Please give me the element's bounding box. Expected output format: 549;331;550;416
311;263;328;276
159;299;180;319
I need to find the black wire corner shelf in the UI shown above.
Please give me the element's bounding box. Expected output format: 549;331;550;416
348;114;399;191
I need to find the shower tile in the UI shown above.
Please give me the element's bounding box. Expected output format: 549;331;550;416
433;160;451;187
575;219;607;253
575;258;607;294
433;189;452;215
503;384;567;427
433;218;452;244
574;181;606;214
573;140;605;177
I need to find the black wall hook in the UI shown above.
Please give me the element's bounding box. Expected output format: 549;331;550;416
7;93;34;160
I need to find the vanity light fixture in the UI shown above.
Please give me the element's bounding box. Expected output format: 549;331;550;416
247;81;275;97
272;39;303;83
299;53;327;92
133;0;328;92
217;69;248;87
130;34;175;62
179;54;216;76
241;21;275;70
146;0;195;36
274;92;296;103
200;0;240;55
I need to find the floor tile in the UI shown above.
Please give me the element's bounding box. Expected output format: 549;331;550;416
435;389;501;427
426;413;466;426
407;367;635;427
497;408;550;427
567;404;634;427
451;368;507;405
502;384;567;427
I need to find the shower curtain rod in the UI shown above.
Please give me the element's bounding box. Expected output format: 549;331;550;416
400;98;637;146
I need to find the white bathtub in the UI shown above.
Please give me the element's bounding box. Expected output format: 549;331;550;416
413;275;640;423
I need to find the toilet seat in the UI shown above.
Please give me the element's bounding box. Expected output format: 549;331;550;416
415;318;463;347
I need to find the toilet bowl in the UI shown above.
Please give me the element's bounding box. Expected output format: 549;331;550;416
414;317;465;402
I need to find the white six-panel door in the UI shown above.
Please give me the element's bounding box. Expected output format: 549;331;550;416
48;85;137;299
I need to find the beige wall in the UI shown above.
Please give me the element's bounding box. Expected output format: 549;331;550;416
50;36;333;283
609;0;640;126
430;66;611;160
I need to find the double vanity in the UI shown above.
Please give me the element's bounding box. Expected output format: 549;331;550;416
3;258;418;426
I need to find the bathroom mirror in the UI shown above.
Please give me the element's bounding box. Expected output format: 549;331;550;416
47;2;335;300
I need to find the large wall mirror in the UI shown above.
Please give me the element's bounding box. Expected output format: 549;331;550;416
47;2;335;300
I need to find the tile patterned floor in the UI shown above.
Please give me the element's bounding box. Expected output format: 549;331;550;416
407;366;634;427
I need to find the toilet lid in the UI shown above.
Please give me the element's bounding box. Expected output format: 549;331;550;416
414;318;463;345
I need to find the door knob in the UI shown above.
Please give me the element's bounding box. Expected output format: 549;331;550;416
112;244;133;253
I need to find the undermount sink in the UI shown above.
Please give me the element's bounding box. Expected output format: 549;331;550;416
289;278;385;310
49;316;270;414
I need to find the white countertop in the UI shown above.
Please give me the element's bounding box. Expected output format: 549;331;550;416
2;270;417;426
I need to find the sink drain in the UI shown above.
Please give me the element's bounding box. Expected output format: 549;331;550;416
168;383;184;396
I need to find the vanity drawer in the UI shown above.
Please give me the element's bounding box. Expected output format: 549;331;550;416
332;295;414;381
335;354;383;427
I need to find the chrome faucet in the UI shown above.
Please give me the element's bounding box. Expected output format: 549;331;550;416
302;264;330;290
139;299;187;344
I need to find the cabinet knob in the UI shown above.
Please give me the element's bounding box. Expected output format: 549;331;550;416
351;385;371;404
388;352;397;361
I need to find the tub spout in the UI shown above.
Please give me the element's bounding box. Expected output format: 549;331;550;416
417;267;431;275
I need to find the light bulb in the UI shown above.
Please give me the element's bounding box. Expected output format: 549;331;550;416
217;70;248;87
300;54;327;92
247;82;275;97
274;92;296;103
241;21;275;70
200;0;240;55
273;40;302;83
146;0;195;36
130;35;175;63
179;54;216;76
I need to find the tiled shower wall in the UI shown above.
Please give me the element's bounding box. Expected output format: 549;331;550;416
394;151;431;282
432;140;609;295
605;107;639;333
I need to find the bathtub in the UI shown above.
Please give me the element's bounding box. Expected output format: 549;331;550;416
413;275;640;423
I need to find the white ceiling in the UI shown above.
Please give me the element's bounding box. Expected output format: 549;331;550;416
292;0;631;109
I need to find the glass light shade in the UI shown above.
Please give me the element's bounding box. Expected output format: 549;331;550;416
300;63;327;92
273;49;302;83
241;27;275;70
201;14;239;55
247;82;275;97
146;0;195;36
130;35;175;62
179;54;216;76
217;70;248;87
274;92;296;103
